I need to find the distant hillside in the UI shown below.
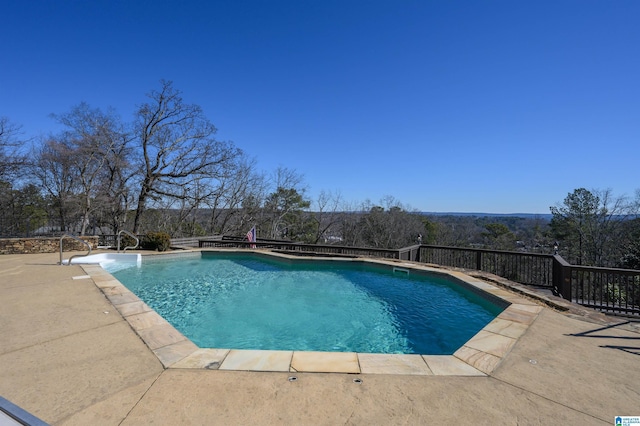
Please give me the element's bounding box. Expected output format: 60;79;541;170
421;212;553;221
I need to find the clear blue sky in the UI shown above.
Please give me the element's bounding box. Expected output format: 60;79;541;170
2;0;638;214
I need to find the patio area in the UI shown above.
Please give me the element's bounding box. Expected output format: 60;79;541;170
1;252;639;425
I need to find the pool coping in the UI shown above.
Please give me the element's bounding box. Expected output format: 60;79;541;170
80;249;543;376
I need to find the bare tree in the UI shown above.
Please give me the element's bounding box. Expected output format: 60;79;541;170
309;190;345;244
205;154;267;235
356;197;416;248
51;103;128;235
131;80;241;234
0;117;28;180
95;130;135;234
271;166;307;193
33;138;79;233
336;200;363;246
431;215;481;247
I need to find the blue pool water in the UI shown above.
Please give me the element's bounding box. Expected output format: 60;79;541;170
108;252;505;354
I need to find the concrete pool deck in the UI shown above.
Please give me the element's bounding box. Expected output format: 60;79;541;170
1;251;639;424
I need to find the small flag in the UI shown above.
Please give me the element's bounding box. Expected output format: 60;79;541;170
246;226;256;248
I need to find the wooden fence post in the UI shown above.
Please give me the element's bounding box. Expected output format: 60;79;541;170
553;255;572;301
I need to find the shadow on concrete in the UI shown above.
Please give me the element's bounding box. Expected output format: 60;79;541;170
566;321;640;356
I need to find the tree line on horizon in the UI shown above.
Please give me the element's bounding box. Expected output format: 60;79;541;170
2;81;639;269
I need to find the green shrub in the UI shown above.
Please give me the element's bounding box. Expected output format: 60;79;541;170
119;234;138;250
142;232;172;252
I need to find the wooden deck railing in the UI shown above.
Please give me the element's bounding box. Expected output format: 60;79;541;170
198;238;401;259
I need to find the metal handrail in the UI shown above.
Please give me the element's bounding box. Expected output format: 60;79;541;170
59;233;92;265
117;230;139;253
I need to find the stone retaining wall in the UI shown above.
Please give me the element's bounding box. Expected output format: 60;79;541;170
0;236;99;255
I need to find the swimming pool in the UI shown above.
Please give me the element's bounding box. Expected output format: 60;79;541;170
108;251;506;355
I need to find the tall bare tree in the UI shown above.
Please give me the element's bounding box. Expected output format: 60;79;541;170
205;154;266;235
33;139;79;233
95;129;135;234
0;117;27;180
51;103;128;235
131;80;241;234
